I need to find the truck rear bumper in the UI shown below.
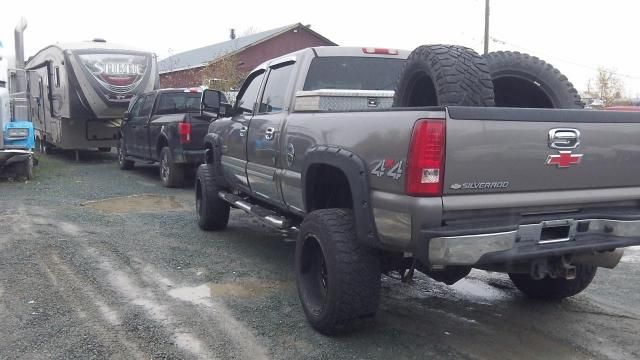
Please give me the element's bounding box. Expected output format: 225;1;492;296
424;218;640;266
173;149;205;165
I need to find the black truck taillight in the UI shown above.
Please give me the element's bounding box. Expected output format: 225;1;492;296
405;119;446;196
178;122;191;144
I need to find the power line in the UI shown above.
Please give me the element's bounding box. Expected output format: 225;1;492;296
490;37;640;80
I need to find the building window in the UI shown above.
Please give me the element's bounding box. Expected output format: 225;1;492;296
55;66;61;87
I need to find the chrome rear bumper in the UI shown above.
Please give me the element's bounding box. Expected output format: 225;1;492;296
427;218;640;266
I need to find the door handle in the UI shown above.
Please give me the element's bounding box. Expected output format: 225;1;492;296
265;127;275;140
239;126;248;137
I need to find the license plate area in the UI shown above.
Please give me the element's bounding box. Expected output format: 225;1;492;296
538;220;574;244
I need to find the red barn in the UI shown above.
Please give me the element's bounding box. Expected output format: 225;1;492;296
158;23;336;89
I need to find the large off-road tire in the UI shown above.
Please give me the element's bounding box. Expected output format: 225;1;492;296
393;44;495;107
509;265;597;300
195;164;230;231
159;146;184;188
117;138;134;170
296;209;381;335
484;51;583;109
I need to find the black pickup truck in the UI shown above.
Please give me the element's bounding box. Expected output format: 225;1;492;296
117;88;226;187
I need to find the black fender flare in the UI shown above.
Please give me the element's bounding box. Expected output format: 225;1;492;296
302;146;379;247
203;133;229;188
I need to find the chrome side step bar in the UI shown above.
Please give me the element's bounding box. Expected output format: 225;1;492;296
218;191;292;229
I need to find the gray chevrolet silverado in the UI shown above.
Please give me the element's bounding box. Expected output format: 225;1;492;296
194;45;640;334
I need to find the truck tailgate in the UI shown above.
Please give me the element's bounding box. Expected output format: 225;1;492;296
443;107;640;196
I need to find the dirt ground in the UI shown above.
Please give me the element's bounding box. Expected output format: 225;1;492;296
1;152;639;359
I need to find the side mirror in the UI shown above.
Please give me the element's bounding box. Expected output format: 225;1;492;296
201;89;231;118
122;111;130;121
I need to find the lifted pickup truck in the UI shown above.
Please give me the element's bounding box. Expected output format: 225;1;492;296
118;88;226;187
195;45;640;334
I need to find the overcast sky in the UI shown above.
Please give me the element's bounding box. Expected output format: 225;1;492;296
1;0;639;96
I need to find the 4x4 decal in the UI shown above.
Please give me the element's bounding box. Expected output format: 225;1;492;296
370;159;404;180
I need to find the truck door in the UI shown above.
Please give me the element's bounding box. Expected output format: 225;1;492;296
216;70;266;192
246;61;295;205
137;93;155;159
123;96;146;157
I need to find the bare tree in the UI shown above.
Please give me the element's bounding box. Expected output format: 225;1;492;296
590;67;624;107
200;54;246;93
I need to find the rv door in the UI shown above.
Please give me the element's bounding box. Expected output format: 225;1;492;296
27;71;44;127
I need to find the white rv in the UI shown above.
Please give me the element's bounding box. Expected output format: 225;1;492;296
11;30;158;152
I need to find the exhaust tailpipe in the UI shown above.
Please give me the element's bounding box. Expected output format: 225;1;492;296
14;17;27;70
573;249;624;269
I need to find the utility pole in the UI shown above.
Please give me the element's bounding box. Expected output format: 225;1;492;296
484;0;490;54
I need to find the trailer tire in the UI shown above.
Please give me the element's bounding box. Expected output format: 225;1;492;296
118;139;134;170
484;51;583;108
508;265;597;300
296;209;381;335
159;146;184;188
195;164;229;231
393;44;495;107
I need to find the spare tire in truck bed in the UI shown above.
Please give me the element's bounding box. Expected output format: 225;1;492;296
483;51;583;109
393;44;495;107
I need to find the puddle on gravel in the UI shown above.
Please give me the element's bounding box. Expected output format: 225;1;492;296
81;194;185;214
168;280;286;304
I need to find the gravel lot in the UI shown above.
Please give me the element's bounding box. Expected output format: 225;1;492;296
1;152;639;359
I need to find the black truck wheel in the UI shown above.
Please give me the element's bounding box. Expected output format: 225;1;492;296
484;51;583;108
296;209;381;335
195;164;230;231
508;265;597;300
118;139;134;170
159;146;184;188
393;44;495;107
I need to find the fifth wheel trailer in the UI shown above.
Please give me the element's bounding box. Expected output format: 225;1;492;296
11;32;158;152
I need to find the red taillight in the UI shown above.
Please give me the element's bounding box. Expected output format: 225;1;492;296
362;47;399;55
178;122;191;144
405;119;446;196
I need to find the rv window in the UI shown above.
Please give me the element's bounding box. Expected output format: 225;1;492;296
55;67;60;87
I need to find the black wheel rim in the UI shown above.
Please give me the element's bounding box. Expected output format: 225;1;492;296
299;234;329;315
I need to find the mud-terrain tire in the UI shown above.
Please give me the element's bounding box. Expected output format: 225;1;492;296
117;138;134;170
393;44;495;107
296;209;381;335
484;51;583;108
195;164;229;231
509;265;597;300
159;146;184;188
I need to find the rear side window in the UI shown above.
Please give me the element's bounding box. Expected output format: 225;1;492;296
236;71;266;113
303;57;404;91
155;92;203;114
259;63;294;113
140;94;155;117
130;97;145;117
